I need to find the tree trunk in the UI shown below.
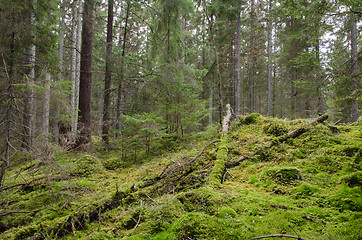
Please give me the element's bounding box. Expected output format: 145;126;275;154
71;0;79;135
235;3;242;116
350;13;359;122
42;73;51;146
267;0;273;116
22;1;36;150
77;0;95;145
249;0;255;113
54;0;65;142
75;0;83;131
102;0;114;146
116;2;130;136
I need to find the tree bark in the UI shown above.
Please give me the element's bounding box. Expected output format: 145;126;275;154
350;13;359;122
249;0;255;113
42;73;51;146
235;3;242;116
102;0;114;146
77;0;95;145
267;0;273;116
116;2;130;136
71;0;79;135
22;0;36;150
54;0;65;142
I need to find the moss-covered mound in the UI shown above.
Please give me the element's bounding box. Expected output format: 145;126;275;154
1;115;361;240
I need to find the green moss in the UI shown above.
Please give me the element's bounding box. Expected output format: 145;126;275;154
292;184;320;198
71;154;104;176
265;167;301;185
170;212;239;239
263;122;289;137
340;171;362;187
103;156;124;170
176;189;223;215
218;206;237;218
207;136;228;188
240;113;261;125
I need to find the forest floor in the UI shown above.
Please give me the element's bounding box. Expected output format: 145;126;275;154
0;114;361;240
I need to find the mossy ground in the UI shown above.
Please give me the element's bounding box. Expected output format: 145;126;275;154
1;115;361;239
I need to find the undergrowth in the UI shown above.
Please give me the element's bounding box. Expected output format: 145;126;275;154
0;115;361;239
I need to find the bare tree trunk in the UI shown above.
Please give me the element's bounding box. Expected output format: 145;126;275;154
55;0;65;142
71;0;79;135
22;0;36;150
75;0;83;131
0;33;15;186
42;73;51;146
315;38;323;115
249;0;255;113
116;2;130;135
102;0;114;146
209;78;213;126
77;0;94;145
267;0;273;116
235;3;242;116
350;13;359;122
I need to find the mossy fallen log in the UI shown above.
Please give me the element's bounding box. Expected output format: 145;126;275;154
227;114;328;168
206;105;232;188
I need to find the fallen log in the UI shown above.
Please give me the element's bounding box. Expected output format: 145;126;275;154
251;234;309;240
207;104;232;188
227;114;328;168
